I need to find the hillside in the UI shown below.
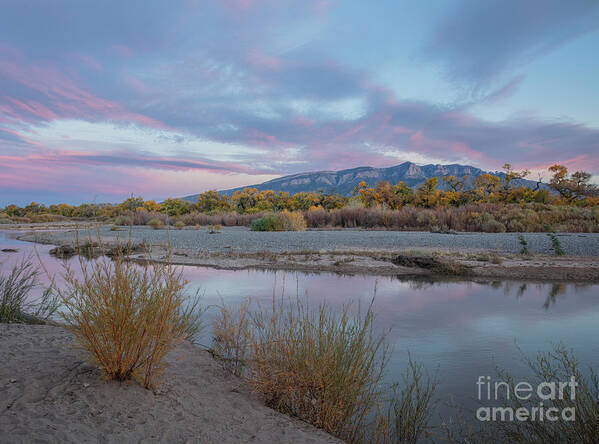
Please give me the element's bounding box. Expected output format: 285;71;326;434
182;162;540;201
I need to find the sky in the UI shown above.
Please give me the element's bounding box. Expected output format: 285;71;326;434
1;0;598;205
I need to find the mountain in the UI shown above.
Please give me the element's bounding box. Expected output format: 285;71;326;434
182;162;542;201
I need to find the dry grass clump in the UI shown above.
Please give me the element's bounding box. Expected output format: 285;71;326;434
0;258;59;323
212;296;439;443
207;224;222;234
213;297;387;441
279;209;307;231
212;300;251;377
53;250;203;388
251;211;307;231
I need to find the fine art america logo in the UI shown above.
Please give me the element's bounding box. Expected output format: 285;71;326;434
476;376;578;422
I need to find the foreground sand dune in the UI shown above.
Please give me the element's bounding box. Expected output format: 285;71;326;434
0;324;339;444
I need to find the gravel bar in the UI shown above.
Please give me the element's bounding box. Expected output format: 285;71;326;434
21;226;599;257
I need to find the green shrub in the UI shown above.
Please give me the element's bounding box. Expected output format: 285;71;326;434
548;233;565;256
114;215;133;226
147;218;163;230
518;234;530;255
251;211;307;231
174;220;185;230
251;214;284;231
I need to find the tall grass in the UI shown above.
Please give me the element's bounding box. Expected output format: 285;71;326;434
491;345;599;444
212;296;439;443
0;258;59;323
52;247;204;388
372;358;439;444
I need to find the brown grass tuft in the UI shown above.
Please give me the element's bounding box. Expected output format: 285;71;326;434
213;296;391;442
53;249;203;388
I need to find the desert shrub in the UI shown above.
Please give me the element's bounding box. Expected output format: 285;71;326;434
278;210;307;231
212;297;439;443
27;213;68;223
207;224;222;234
174;220;185;230
213;298;388;442
54;251;203;388
0;258;59;323
133;209;167;226
479;213;506;233
251;214;284;231
304;207;329;228
147;218;163;230
415;211;438;229
113;215;133;226
507;219;526;232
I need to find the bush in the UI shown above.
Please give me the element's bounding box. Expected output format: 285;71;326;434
147;218;163;230
54;250;203;388
113;215;133;226
174;220;185;230
133;209;167;226
207;224;222;234
251;214;284;231
0;258;59;323
28;213;67;223
278;210;307;231
212;297;438;443
251;211;307;231
213;298;388;442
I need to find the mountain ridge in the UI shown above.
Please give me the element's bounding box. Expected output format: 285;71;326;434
182;161;541;201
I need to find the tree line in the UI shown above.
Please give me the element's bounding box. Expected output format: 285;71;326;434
2;163;596;220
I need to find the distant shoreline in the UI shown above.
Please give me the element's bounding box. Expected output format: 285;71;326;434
13;225;599;282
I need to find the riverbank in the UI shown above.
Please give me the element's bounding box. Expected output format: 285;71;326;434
16;226;599;282
0;323;339;444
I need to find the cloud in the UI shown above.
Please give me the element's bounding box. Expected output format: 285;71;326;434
424;0;599;89
1;0;597;205
0;47;166;129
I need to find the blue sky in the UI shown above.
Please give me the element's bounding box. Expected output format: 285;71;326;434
1;0;598;205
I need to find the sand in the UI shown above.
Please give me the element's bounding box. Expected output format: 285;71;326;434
0;324;340;444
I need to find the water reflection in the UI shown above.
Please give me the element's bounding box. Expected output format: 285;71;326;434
1;230;598;420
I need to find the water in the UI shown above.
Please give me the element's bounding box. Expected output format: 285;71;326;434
2;230;598;422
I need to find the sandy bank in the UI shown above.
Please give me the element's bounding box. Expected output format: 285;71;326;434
17;228;599;282
0;324;339;444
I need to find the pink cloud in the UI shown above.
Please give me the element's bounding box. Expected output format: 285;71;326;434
246;50;283;71
0;47;166;129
